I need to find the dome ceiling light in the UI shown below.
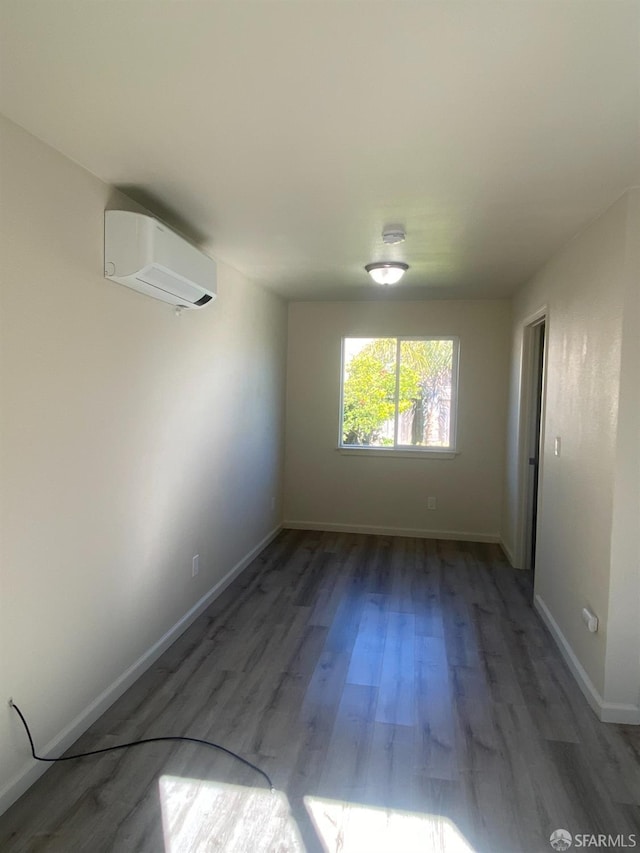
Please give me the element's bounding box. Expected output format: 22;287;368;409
364;261;409;286
365;226;409;285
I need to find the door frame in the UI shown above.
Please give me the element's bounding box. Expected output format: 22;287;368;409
515;306;549;572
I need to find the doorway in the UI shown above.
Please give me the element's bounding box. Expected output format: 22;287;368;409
523;318;546;576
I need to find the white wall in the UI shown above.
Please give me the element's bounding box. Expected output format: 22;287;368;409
605;189;640;711
284;300;511;540
0;115;288;811
503;189;640;720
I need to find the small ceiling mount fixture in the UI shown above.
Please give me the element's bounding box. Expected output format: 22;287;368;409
365;261;409;285
382;226;406;245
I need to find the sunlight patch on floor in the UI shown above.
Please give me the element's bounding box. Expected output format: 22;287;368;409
304;794;476;853
159;775;476;853
159;776;304;853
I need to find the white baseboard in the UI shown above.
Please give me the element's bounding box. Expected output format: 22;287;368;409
534;594;640;725
0;525;281;818
598;702;640;725
283;519;500;543
499;538;517;568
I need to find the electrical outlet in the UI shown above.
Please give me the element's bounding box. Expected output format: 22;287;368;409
427;496;437;510
192;554;199;578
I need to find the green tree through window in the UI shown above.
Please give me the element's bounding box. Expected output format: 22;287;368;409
341;337;458;449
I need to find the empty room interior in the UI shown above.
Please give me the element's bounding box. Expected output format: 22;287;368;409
0;2;639;852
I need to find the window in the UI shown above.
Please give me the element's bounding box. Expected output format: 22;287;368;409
340;337;459;451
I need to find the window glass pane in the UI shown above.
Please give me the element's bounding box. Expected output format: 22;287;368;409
397;340;454;447
342;338;397;446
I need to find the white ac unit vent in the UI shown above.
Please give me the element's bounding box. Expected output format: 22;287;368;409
104;210;216;308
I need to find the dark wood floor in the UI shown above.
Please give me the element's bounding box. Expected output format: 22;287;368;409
1;530;639;852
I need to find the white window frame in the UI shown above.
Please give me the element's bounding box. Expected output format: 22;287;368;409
338;336;460;457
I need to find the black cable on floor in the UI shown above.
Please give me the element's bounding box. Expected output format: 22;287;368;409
9;701;275;792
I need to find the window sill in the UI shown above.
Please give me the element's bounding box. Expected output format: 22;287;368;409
336;447;458;460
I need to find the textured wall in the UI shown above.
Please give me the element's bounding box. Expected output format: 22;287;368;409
0;115;288;807
503;190;639;710
284;299;511;540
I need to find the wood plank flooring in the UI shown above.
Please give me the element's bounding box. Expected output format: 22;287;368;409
1;530;639;852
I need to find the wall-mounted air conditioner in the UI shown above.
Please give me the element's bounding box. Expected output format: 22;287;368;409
104;210;216;308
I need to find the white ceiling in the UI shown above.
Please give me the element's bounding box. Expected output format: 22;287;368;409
1;1;639;301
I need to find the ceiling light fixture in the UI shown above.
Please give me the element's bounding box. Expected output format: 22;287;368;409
365;261;409;286
382;227;406;245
